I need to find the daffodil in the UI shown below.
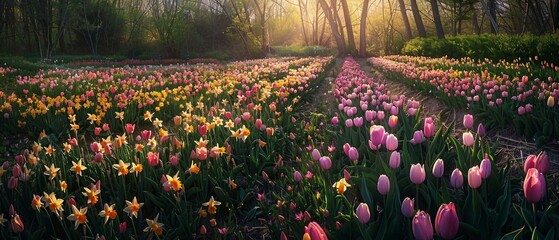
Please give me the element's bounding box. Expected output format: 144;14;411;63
164;172;183;191
82;186;101;205
67;205;88;229
130;162;143;176
31;194;43;210
189;162;200;174
70;159;87;176
124;196;144;218
202;196;221;215
112;160;130;176
332;178;351;195
43;192;64;216
98;203;117;224
44;163;60;180
143;214;164;236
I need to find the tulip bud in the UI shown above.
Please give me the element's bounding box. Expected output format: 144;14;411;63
319;156;332;170
412;130;425;144
356;203;371;224
423;118;434;138
343;169;351;181
353;117;364;127
369;125;385;146
450;168;463;188
262;171;269;181
389;151;401;169
305;221;327;240
463;114;473;129
385;134;398;151
524;151;550;173
119;222;127;234
10;213;24;233
125;123;135;134
377;174;390;195
462;132;475;146
524;168;546;203
348;147;359;161
312;149;321;161
410;163;426;185
294;171;303;182
467;166;482;189
477;123;486;137
480;155;491;179
435;202;459;239
388;115;398;128
401;197;415;218
412;211;434;240
331;116;339;125
432;159;444;178
200;225;207;235
547;96;555;107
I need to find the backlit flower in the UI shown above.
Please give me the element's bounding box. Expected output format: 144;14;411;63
332;178;351;195
164;172;183;191
43;192;64;216
70;159;87;176
202;196;221;214
124;197;144;218
82;185;101;205
44;163;60;180
67;205;88;229
112;160;130;176
143;213;164;236
98;203;117;224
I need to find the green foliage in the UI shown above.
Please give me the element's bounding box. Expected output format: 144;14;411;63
402;34;559;64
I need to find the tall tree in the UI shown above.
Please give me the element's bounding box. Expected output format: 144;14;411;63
318;0;345;55
397;0;413;39
340;0;356;53
359;0;370;56
410;0;427;37
430;0;445;38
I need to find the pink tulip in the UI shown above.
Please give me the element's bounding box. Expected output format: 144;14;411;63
345;119;353;128
169;154;179;166
410;163;426;185
369;125;385;146
147;152;160;167
467;166;482;189
385;134;398;151
435;202;459;239
450;168;463;188
319;156;332;170
343;143;350;156
463;114;473;129
389;151;401;169
94;127;102;136
401;197;415;218
432;159;444;178
312;149;321;161
423;118;434;138
524;168;546;203
524;151;550;173
344;169;351;181
365;110;374;121
412;130;425;144
356;203;371;224
477;123;486;137
377;174;390;195
141;130;151;140
304;221;328;240
353;117;363;127
462;132;475;146
348;147;359;161
388;115;398;128
125;123;135;134
331;116;339;125
480;155;491;179
294;171;303;182
412;211;434;240
10;213;24;233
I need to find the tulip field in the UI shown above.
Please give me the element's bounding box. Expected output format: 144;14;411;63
0;55;557;239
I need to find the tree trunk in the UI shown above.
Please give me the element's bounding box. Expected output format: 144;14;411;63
410;0;427;37
430;0;445;38
487;0;499;33
332;0;345;46
471;2;481;34
298;0;309;45
318;0;346;56
397;0;412;40
340;0;356;53
359;0;370;56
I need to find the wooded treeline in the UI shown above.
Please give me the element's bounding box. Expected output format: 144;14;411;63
0;0;557;59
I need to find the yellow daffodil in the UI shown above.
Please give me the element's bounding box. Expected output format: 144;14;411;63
44;163;60;180
202;196;221;215
164;172;183;191
66;205;88;229
98;203;117;224
112;160;130;176
332;178;351;195
70;159;87;176
124;196;144;218
143;213;164;236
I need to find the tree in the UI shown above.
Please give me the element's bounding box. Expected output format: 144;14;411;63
430;0;445;38
359;0;370;56
340;0;356;53
410;0;427;37
397;0;413;39
318;0;345;55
